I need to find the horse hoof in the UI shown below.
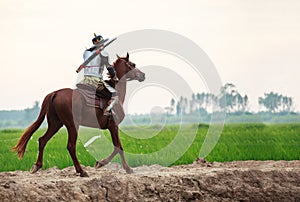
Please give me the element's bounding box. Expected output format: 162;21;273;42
126;168;134;174
80;171;89;177
94;161;106;169
30;164;41;174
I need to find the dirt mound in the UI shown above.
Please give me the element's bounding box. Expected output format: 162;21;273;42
1;159;299;201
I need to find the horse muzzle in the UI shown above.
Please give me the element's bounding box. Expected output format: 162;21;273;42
137;72;145;82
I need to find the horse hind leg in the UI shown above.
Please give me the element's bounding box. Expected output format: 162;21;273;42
30;119;63;173
66;125;88;177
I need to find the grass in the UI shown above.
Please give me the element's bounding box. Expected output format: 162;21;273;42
0;123;299;172
0;128;95;171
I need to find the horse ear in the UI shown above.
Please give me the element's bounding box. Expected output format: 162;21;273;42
116;54;120;59
126;52;129;60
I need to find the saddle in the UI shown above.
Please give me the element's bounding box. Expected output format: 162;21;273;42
75;84;125;124
75;83;110;109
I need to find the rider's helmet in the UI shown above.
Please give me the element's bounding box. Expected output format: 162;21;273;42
92;33;104;44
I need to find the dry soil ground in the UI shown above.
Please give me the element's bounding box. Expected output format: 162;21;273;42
0;159;299;201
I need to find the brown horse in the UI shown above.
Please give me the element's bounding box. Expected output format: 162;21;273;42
12;53;145;177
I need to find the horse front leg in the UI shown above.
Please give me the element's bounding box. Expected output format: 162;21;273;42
118;145;133;174
94;146;119;168
95;125;133;174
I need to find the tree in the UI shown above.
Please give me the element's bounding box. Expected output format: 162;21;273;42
258;92;293;113
176;102;181;116
194;92;217;113
170;98;175;113
218;83;249;113
177;97;189;115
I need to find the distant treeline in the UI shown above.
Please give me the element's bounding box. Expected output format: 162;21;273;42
0;101;42;128
123;83;299;125
121;112;300;126
165;83;296;116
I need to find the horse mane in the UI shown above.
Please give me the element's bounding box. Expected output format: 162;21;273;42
106;57;125;87
112;59;119;67
113;57;126;67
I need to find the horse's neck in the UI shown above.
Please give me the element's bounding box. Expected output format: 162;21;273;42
114;60;128;104
114;72;125;104
116;80;126;104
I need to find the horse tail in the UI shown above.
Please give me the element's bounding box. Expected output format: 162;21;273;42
11;93;54;158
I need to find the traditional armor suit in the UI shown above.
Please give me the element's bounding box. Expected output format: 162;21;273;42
79;34;118;115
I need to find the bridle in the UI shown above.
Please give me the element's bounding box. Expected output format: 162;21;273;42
125;60;136;71
115;58;137;81
124;60;137;81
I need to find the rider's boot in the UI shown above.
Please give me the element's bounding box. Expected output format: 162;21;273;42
103;95;118;116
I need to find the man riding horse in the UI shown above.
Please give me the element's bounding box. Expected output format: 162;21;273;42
12;32;146;176
77;33;117;116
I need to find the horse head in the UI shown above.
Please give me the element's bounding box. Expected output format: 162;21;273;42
114;53;145;82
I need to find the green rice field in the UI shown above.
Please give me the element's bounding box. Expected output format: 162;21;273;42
0;123;299;172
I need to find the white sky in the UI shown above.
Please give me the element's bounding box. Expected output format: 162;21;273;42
0;0;300;113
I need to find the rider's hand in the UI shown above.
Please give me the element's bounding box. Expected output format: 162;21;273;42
107;72;118;81
107;66;115;78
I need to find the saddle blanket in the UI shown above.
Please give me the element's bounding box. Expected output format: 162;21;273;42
75;88;108;109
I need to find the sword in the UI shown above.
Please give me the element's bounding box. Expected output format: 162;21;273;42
76;37;117;73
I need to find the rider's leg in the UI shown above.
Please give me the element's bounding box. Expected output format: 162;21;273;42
103;92;118;116
77;76;100;91
103;82;118;116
